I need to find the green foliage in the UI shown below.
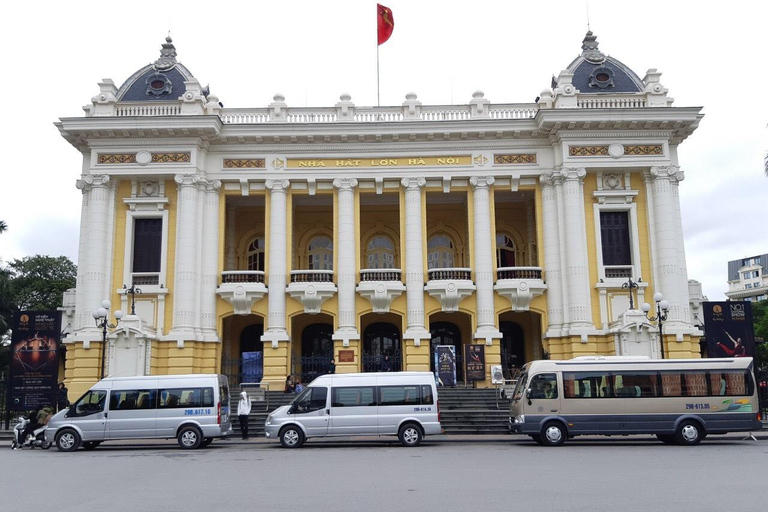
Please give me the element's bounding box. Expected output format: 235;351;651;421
0;255;77;340
751;301;768;372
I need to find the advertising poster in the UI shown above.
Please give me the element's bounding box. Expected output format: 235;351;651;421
435;345;456;387
465;344;485;382
241;351;263;383
703;301;755;358
9;311;62;411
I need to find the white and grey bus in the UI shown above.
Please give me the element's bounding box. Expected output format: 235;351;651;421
509;357;761;446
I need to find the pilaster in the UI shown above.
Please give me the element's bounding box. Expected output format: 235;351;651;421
262;180;291;348
332;178;360;347
401;177;430;345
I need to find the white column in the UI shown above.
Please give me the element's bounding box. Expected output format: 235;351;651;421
73;174;113;344
649;166;691;329
262;180;290;348
401;177;430;345
332;178;360;347
557;167;594;332
470;177;502;344
540;173;564;336
200;178;221;341
169;174;200;343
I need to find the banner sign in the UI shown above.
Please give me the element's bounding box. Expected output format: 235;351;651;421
9;311;62;411
465;344;485;382
435;345;456;387
702;301;755;358
241;351;263;383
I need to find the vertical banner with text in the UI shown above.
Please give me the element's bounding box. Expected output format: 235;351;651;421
435;345;456;387
465;345;485;382
9;311;62;411
703;301;755;358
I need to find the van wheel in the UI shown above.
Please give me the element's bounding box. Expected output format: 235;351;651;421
279;426;304;448
675;420;703;445
55;429;81;452
656;434;675;445
201;438;213;448
177;426;203;449
398;423;423;447
541;421;566;446
82;441;101;450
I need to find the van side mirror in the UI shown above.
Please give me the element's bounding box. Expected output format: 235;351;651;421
526;388;532;405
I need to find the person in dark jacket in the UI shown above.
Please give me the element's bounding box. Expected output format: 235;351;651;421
56;382;69;411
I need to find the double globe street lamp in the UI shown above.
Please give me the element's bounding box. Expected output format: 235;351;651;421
92;300;123;379
642;292;670;359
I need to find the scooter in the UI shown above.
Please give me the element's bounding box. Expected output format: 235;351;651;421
11;416;52;450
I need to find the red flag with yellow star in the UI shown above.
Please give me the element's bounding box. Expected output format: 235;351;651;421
377;4;394;45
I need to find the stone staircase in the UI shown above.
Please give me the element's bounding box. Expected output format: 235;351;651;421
230;388;510;437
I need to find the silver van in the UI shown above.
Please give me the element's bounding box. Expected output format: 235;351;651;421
45;374;232;451
265;372;441;448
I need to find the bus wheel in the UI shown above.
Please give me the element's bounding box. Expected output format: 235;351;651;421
530;435;544;445
656;434;675;445
177;426;203;449
398;423;423;447
675;420;703;445
541;422;566;446
279;426;305;448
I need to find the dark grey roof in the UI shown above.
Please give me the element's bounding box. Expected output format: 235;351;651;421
116;37;199;102
728;254;768;281
563;31;645;94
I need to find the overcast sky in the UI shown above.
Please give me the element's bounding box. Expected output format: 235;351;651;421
1;0;766;302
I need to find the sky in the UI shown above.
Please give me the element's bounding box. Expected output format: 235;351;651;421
0;0;766;302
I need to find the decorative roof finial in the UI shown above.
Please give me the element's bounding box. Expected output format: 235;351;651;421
154;36;178;71
581;30;605;64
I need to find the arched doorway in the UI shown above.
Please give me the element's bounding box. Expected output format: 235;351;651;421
362;322;401;372
430;322;463;384
300;323;333;383
239;324;264;384
500;321;525;379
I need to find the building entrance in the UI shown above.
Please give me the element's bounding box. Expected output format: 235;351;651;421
362;322;401;372
500;321;525;379
300;323;333;383
430;322;463;384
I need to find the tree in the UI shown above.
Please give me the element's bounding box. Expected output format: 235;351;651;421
0;220;7;233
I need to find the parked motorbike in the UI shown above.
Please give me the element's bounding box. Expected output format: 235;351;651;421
11;416;52;450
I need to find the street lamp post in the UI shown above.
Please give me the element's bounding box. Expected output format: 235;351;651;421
642;292;670;359
123;284;142;315
621;277;641;310
92;300;123;379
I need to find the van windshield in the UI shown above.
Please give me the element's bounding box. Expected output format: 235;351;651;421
512;372;528;401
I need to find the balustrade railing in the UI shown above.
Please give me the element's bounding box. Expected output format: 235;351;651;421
290;270;335;283
360;269;402;282
221;271;265;284
604;266;633;279
427;268;472;281
577;96;647;109
496;267;543;280
116;104;182;116
131;273;159;286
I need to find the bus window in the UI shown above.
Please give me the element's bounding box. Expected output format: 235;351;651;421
661;372;683;396
563;372;611;398
529;374;558;399
682;372;708;397
719;371;752;396
613;373;659;398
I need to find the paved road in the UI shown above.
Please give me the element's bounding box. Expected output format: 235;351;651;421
3;435;765;512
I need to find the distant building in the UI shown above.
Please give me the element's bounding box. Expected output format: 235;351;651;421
725;254;768;302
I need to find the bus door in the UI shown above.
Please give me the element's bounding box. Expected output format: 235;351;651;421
526;373;560;415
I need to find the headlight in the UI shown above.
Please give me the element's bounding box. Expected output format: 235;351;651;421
514;415;525;424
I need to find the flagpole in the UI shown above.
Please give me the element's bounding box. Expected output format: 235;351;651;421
376;33;381;106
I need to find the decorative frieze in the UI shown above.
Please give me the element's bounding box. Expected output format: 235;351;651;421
494;154;537;164
569;144;663;156
97;152;191;164
223;159;266;169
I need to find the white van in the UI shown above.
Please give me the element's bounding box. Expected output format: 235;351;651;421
265;372;441;448
45;374;232;451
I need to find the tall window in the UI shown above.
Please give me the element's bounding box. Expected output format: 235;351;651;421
600;211;631;266
496;233;516;267
133;218;162;273
247;237;265;271
427;234;455;269
366;236;395;269
308;236;333;270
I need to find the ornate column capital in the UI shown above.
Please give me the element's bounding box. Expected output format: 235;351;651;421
76;174;111;191
265;179;290;192
332;178;359;190
539;171;556;188
201;178;221;193
174;174;201;187
469;176;495;189
650;165;684;183
557;167;587;182
401;177;426;190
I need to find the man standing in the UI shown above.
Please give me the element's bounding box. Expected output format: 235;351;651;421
237;391;252;440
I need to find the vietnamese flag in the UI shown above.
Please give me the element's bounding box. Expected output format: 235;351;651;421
377;4;394;45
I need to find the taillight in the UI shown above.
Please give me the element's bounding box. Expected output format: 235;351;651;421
758;411;763;422
217;402;221;425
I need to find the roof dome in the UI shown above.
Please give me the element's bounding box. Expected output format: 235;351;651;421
116;37;202;102
564;31;644;94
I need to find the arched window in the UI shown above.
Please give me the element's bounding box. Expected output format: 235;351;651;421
366;235;396;269
308;235;333;270
427;234;455;269
496;233;516;268
247;237;265;271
